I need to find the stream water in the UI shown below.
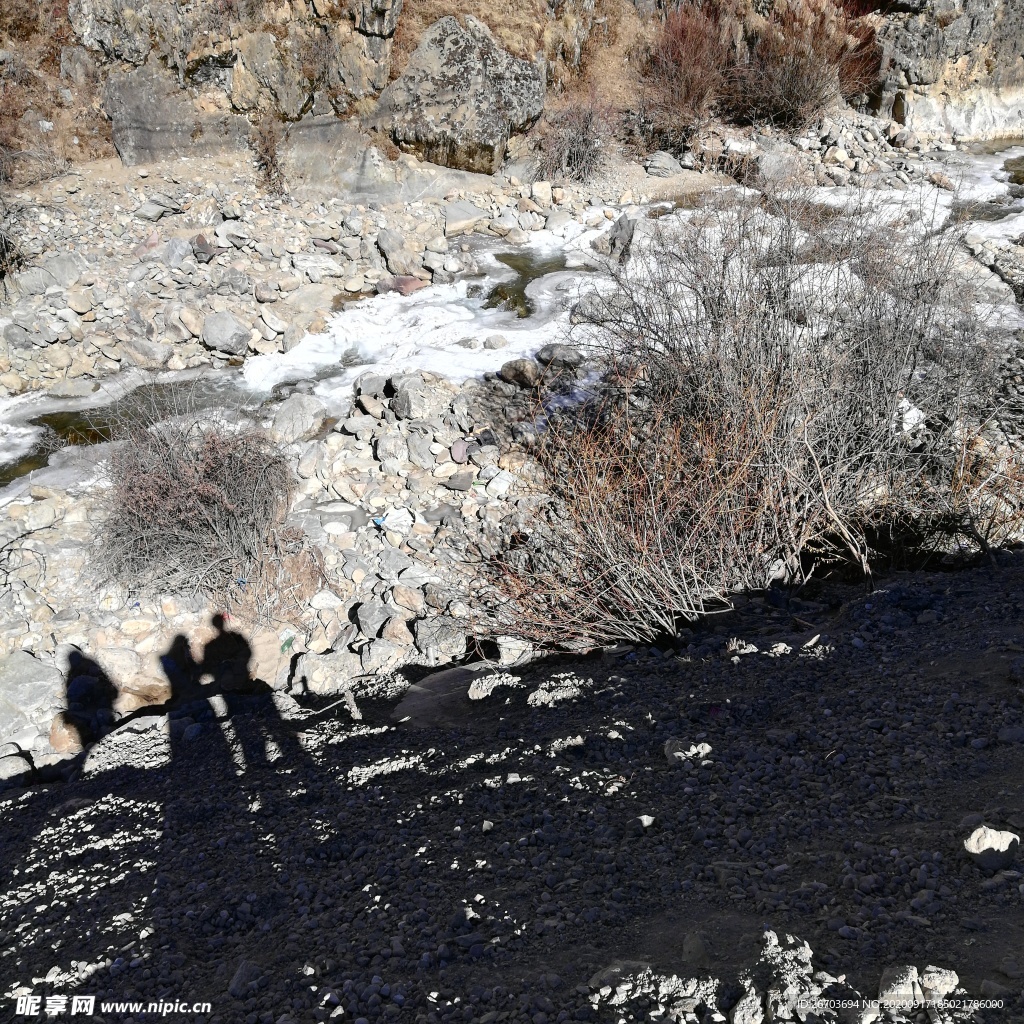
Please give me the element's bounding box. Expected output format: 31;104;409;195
2;143;1024;493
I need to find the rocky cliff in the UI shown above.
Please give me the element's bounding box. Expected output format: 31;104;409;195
873;0;1024;139
68;0;404;164
63;0;591;171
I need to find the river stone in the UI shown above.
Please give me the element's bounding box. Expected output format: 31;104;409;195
444;200;488;237
536;343;584;370
272;394;327;444
43;252;86;288
645;150;683;177
392;376;445;420
372;17;544;174
202;311;250;356
499;359;540;388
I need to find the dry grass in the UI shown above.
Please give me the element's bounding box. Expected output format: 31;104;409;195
252;114;285;194
0;0;111;182
465;188;1021;648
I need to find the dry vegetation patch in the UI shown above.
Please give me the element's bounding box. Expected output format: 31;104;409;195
628;0;880;151
99;399;305;622
468;190;1022;648
0;0;111;185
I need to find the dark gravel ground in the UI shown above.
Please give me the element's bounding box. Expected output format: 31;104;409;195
2;554;1024;1024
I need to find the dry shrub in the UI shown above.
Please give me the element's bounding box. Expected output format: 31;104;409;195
469;189;1021;647
730;5;878;126
537;93;614;183
640;0;880;140
0;0;44;42
0;195;23;294
252;114;285;193
102;408;295;610
643;4;733;144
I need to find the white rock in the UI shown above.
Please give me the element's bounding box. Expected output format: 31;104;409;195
964;826;1020;871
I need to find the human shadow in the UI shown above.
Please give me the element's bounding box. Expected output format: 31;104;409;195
55;646;119;752
0;615;336;1011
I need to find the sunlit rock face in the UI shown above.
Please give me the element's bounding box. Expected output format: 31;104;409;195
872;0;1024;139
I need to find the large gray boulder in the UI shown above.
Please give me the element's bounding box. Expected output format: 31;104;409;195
372;16;544;174
0;651;63;747
103;64;250;166
202;311;251;356
271;394;328;444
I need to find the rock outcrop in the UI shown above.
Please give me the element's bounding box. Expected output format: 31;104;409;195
70;0;405;163
873;0;1024;139
103;63;251;166
372;16;545;174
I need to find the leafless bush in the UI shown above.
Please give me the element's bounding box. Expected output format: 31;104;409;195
0;195;23;294
640;4;734;147
101;399;295;611
729;6;878;127
537;94;613;183
468;188;1021;647
252;114;285;194
639;0;879;141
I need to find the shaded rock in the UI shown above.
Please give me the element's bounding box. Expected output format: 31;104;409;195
536;343;584;370
228;959;263;999
413;617;467;664
360;639;407;674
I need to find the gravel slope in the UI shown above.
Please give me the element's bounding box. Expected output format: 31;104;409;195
2;555;1024;1024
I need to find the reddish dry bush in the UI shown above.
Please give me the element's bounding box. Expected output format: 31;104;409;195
639;0;881;138
648;6;733;132
729;7;878;126
466;190;1020;648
